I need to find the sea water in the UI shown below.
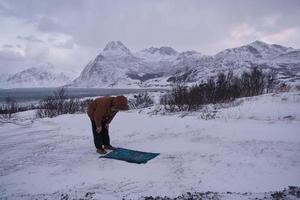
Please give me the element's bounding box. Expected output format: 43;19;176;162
0;87;164;105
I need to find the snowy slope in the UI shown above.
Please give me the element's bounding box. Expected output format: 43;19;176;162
134;47;179;75
2;63;71;88
135;46;178;63
0;92;299;199
215;40;292;62
1;41;299;89
72;42;182;88
171;41;300;84
72;41;146;88
72;40;300;88
273;50;300;63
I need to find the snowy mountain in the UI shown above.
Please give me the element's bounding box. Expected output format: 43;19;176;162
72;40;300;88
273;50;300;63
214;40;293;62
3;63;71;88
72;41;200;88
135;46;178;62
169;41;300;84
102;41;131;55
173;51;212;72
72;41;146;88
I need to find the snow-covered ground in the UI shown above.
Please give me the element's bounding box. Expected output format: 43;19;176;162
0;92;300;199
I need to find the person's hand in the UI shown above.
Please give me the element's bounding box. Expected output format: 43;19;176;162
96;126;102;133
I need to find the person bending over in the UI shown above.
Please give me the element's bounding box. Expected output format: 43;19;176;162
87;95;129;154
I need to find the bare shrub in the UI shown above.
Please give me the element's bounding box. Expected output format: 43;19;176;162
36;87;92;118
198;107;218;120
161;68;277;112
0;97;19;120
265;70;277;93
160;83;190;112
130;92;154;109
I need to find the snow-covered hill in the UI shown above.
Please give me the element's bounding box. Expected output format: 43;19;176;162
2;41;298;89
135;46;178;62
273;50;300;63
72;40;300;88
0;92;299;199
72;41;146;88
215;40;292;62
169;41;300;84
2;63;71;88
134;46;179;75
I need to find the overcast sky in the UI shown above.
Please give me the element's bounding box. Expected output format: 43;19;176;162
0;0;300;76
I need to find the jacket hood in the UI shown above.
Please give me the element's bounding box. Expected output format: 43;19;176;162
112;96;129;110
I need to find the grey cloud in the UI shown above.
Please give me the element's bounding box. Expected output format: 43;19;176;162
37;16;64;33
2;44;23;49
2;44;15;49
2;0;300;53
53;39;76;49
0;49;24;61
17;35;44;43
0;49;26;73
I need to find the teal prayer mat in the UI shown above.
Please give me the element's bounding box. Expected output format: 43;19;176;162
100;148;160;164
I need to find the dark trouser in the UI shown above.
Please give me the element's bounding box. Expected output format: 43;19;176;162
91;120;110;149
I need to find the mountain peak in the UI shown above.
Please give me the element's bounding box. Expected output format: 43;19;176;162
250;40;268;46
103;41;130;53
248;40;292;51
249;40;293;58
248;40;272;50
5;63;70;88
142;46;177;55
158;46;178;55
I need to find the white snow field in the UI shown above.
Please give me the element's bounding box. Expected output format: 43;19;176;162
0;92;300;199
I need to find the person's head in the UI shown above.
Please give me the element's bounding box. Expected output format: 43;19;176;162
111;96;129;111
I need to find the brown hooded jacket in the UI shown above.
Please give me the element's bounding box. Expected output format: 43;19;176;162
87;96;129;128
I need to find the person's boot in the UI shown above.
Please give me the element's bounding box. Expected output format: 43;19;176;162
104;145;116;150
96;148;107;154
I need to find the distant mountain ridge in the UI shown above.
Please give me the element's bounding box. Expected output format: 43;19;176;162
72;40;300;88
1;40;299;89
1;63;71;88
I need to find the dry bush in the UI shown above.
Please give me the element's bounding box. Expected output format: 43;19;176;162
0;97;19;121
130;92;154;109
36;87;92;118
161;67;276;112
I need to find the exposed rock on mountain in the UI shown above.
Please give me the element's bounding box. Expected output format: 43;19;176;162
70;40;300;88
